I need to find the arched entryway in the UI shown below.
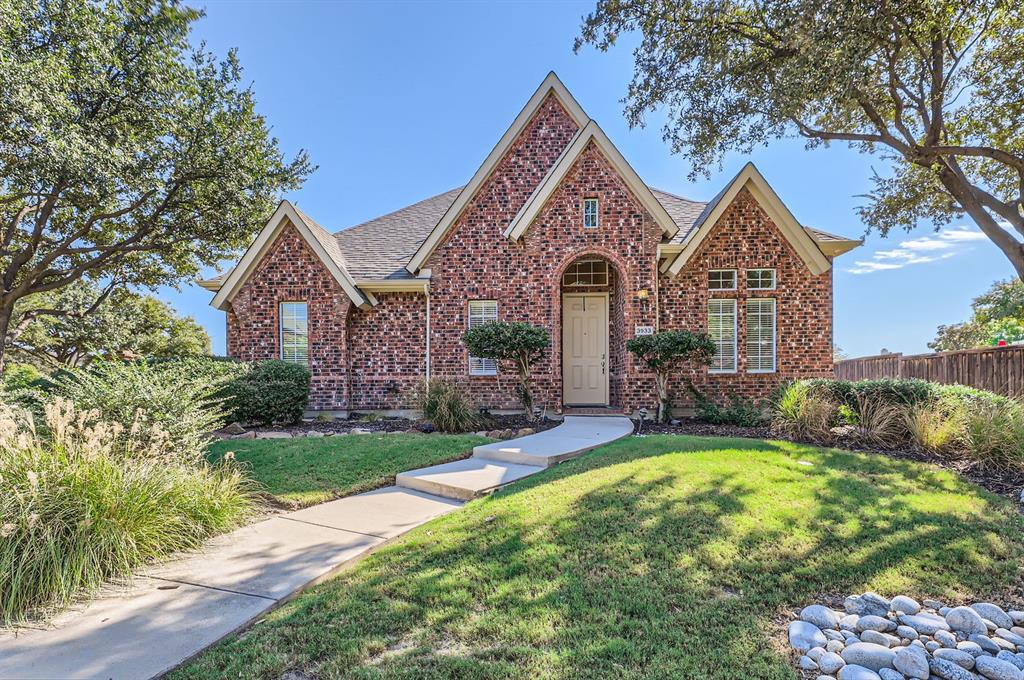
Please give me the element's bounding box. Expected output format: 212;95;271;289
558;254;626;408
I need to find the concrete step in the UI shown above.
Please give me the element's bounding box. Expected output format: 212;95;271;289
473;415;634;467
395;458;543;501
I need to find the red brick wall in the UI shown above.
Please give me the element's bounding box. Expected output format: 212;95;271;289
347;292;426;410
658;188;834;409
226;221;352;410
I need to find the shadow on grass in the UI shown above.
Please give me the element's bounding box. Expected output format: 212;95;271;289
170;435;1024;680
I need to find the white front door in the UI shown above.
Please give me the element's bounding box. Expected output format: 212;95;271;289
562;293;609;405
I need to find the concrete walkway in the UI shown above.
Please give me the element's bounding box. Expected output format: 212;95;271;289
0;415;633;680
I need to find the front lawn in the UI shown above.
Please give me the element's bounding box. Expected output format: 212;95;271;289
208;433;487;508
179;435;1024;679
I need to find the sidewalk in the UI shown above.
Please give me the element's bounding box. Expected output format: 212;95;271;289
0;416;633;680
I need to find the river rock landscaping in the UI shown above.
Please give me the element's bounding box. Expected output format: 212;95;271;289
788;593;1024;680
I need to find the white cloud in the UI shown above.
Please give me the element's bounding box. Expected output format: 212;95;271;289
847;226;983;275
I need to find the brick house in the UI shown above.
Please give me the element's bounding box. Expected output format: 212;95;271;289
200;73;860;416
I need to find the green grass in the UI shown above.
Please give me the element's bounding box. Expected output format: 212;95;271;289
176;435;1024;679
207;433;487;508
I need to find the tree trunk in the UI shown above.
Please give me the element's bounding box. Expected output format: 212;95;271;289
517;355;535;419
0;305;11;375
655;372;671;423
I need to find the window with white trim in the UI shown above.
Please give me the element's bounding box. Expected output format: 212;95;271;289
583;198;599;228
708;269;737;291
708;299;737;373
747;268;776;290
280;302;308;364
467;300;498;375
746;298;777;373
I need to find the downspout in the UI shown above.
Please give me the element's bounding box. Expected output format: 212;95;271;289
425;288;431;382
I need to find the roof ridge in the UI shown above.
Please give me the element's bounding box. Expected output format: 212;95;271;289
648;186;705;205
334;186;465;237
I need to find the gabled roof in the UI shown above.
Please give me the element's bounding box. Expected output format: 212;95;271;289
663;163;834;276
404;72;589;275
210;201;370;311
504;120;680;241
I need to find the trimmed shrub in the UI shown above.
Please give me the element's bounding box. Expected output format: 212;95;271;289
0;400;253;622
463;321;549;416
695;394;769;427
801;378;938;409
770;381;834;442
225;360;310;426
413;379;479;433
627;330;716;423
56;360;230;458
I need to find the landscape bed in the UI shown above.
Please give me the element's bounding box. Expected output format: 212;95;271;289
172;434;1024;680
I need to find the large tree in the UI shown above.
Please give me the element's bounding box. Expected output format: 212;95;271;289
577;0;1024;279
0;0;311;371
930;278;1024;350
9;279;210;366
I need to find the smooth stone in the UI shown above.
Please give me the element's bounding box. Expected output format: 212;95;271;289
926;641;942;653
957;640;985;656
860;616;898;633
975;655;1024;680
826;629;848;642
1010;612;1024;627
840;665;883;680
1012;627;1024;638
930;656;981;680
997;629;1024;647
974;605;1015;630
842;643;897;672
861;630;898;647
804;605;844;630
897;625;921;640
791;621;829;652
940;606;952;616
817;677;838;680
933;648;977;670
878;670;905;680
255;431;291;439
994;637;1019;652
947;606;990;635
924;599;946;610
893;644;931;679
972;634;1004;654
935;630;958;648
892;596;922;615
801;656;821;671
820;652;846;674
997;651;1024;671
305;430;324;437
808;647;828;662
901;613;952;635
828;640;847;653
841;615;862;631
847;594;890;618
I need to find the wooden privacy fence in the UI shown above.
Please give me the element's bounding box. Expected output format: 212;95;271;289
834;345;1024;397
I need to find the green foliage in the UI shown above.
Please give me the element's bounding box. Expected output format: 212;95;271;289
905;402;963;454
462;321;550;415
9;281;212;368
1;363;42;392
0;0;311;369
770;381;835;442
577;2;1024;278
800;378;938;409
932;280;1024;350
226;360;310;426
961;400;1024;472
694;394;768;427
627;331;716;422
56;360;233;457
0;400;253;622
413;379;480;434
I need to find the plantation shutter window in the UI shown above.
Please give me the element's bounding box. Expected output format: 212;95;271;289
746;299;777;373
280;302;308;364
708;299;737;373
467;300;498;375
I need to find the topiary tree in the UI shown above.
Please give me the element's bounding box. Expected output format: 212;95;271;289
463;321;550;417
627;330;716;423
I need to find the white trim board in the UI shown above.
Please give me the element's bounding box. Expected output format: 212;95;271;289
504;120;679;242
211;201;370;311
663;163;832;277
406;72;589;275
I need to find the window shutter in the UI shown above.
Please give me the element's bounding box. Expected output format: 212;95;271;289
468;300;498;375
707;299;737;372
746;298;776;372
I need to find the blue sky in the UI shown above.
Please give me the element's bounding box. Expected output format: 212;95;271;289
164;0;1017;358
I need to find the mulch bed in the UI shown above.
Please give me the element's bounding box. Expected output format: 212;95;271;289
280;413;559;436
